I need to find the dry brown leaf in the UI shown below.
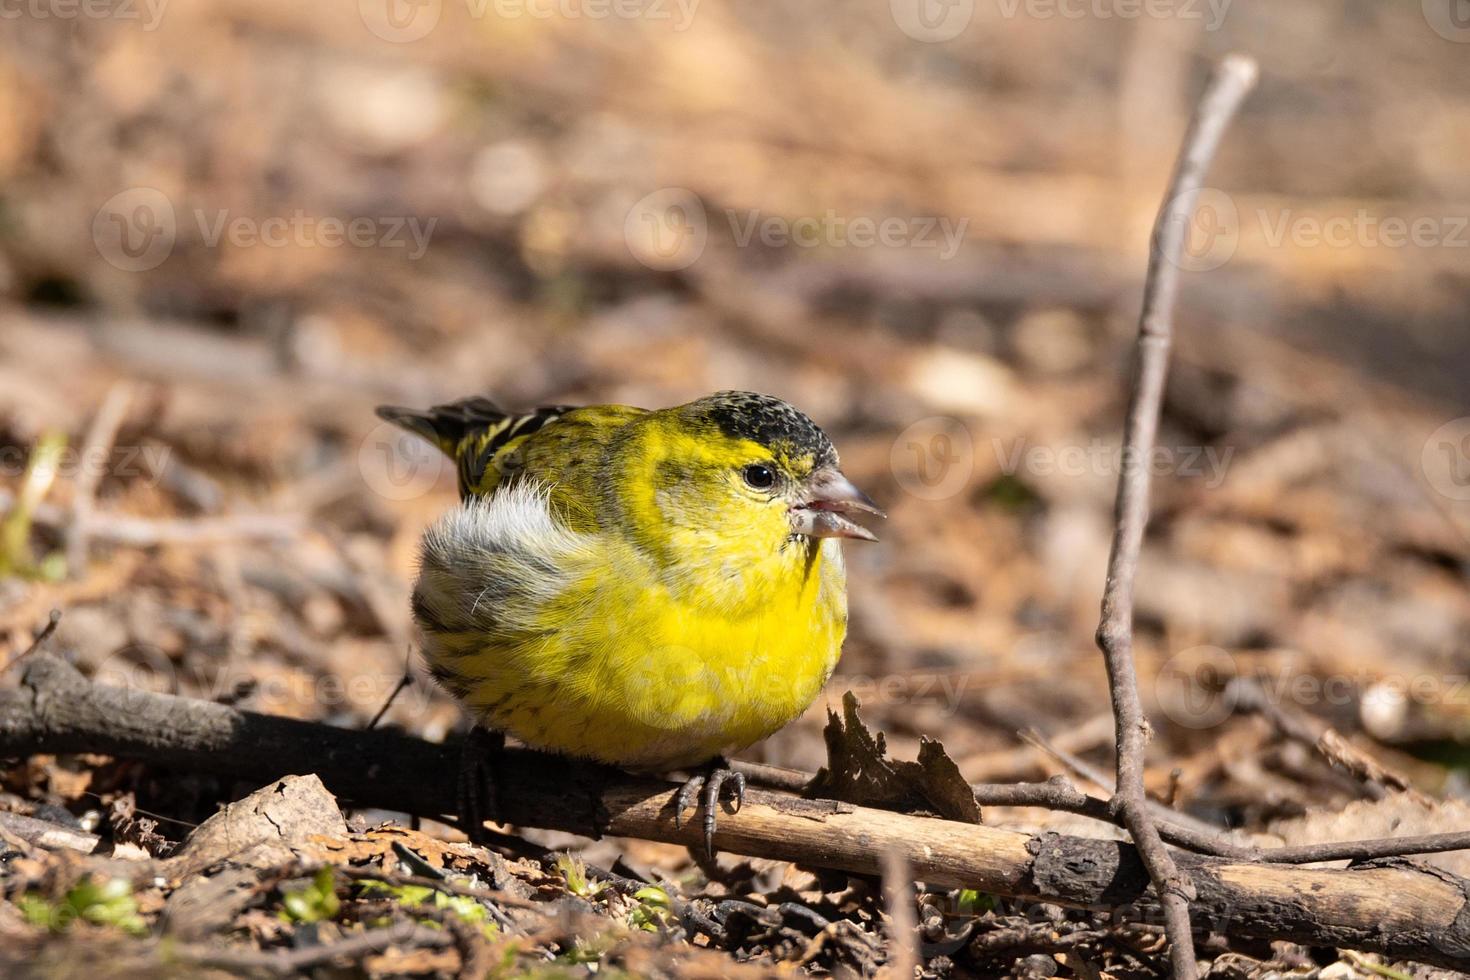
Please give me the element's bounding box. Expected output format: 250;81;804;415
807;692;981;823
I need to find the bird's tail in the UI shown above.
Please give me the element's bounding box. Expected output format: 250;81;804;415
376;397;573;497
375;397;509;458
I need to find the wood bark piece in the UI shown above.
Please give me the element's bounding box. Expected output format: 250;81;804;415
169;774;348;875
4;654;1470;969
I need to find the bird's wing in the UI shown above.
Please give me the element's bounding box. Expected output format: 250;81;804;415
375;399;649;520
489;404;646;530
411;480;601;703
376;397;575;499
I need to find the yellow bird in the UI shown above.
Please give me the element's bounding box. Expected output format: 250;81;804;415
377;391;882;852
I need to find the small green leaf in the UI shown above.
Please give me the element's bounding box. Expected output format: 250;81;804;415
955;889;996;915
554;853;605;898
19;876;147;936
628;885;673;932
280;867;341;924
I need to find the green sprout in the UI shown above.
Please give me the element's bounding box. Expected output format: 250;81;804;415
0;431;67;580
626;886;673;932
355;878;500;938
18;876;147;936
954;889;996;915
553;853;605;899
280;867;341;924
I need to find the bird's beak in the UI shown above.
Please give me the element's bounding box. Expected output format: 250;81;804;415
791;468;885;542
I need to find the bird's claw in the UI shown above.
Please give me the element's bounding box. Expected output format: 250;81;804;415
456;727;505;845
673;760;746;858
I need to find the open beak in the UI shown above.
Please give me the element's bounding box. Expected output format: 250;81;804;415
790;468;885;542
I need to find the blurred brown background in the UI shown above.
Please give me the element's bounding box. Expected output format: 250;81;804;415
2;0;1470;835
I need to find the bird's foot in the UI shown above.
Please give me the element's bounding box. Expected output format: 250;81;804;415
456;727;505;845
672;757;746;859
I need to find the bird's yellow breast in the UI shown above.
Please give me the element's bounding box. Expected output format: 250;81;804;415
441;534;846;770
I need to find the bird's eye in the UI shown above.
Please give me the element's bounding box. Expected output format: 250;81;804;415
742;463;777;490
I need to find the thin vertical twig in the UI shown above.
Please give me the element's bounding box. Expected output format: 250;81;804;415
880;847;919;980
67;382;135;574
1096;54;1257;980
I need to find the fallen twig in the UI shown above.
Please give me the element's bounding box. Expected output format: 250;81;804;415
0;489;303;546
1018;727;1228;841
3;608;61;672
0;809;99;854
1094;54;1258;978
5;655;1470;969
179;919;452;975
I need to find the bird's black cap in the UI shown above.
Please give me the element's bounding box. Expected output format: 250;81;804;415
692;390;838;469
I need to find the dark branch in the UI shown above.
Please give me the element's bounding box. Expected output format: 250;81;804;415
6;654;1470;969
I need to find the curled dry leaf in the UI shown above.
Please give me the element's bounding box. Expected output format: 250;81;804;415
807;691;981;823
